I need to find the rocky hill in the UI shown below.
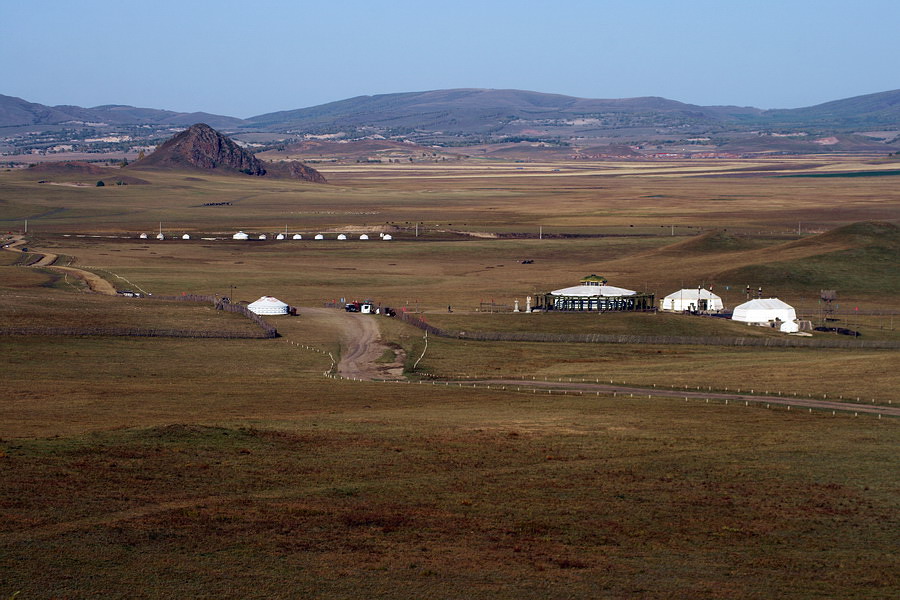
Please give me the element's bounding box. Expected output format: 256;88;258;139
129;123;325;183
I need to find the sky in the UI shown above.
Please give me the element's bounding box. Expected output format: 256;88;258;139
2;0;898;118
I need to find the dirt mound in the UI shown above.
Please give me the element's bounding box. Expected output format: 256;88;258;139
29;161;110;175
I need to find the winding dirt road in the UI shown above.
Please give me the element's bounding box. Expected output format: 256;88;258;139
302;307;406;380
2;235;116;294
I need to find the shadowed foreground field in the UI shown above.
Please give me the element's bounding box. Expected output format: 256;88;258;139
2;387;898;599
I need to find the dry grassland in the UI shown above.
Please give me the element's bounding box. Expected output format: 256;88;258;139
1;157;898;598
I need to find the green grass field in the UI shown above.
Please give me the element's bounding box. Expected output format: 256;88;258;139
1;157;898;598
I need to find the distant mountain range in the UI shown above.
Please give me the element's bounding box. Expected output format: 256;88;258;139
2;88;899;156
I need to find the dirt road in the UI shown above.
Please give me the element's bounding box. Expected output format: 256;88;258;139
457;379;899;417
302;307;406;380
2;235;116;295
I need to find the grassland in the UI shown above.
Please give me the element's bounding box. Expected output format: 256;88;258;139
1;156;898;598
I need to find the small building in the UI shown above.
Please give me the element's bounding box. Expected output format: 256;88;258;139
661;288;724;313
248;296;289;315
232;231;249;240
732;298;796;326
535;274;654;312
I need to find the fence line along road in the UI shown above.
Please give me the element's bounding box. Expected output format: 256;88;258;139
398;313;900;349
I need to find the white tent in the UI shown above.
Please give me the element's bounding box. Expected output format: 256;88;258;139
258;234;267;240
314;234;324;240
337;234;347;240
247;296;289;315
156;233;165;240
139;233;148;239
181;234;191;240
232;231;249;240
359;234;369;240
661;288;724;312
732;298;796;325
550;284;636;298
383;234;393;240
292;234;302;240
276;233;285;240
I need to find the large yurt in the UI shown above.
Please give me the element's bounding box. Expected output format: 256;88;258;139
661;288;724;312
731;298;796;325
247;296;289;315
535;274;654;312
232;231;250;240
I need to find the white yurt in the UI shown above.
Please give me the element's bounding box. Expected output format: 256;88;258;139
139;233;148;239
359;234;369;240
383;234;393;240
232;231;249;240
732;298;796;325
182;234;191;240
247;296;289;315
258;234;267;240
337;234;347;240
276;233;285;240
661;288;724;312
314;234;324;240
292;234;302;240
156;233;165;240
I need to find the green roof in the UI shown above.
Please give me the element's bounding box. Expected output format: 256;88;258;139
580;274;607;284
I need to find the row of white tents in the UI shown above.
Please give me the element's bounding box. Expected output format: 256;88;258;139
231;231;392;241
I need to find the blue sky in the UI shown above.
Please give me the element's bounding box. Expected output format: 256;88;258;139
2;0;897;118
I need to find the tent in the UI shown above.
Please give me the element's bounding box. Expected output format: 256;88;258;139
247;296;289;315
550;284;636;298
139;233;148;239
732;298;796;325
232;231;249;240
181;234;191;240
359;234;369;240
276;233;285;240
383;234;393;240
337;234;347;240
661;288;724;312
292;234;302;240
314;234;324;240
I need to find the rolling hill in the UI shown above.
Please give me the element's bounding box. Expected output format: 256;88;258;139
2;88;899;155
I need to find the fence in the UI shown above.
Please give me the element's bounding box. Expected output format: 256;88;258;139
140;294;279;338
0;294;279;340
397;313;900;350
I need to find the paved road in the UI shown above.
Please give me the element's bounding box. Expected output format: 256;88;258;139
455;378;899;416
